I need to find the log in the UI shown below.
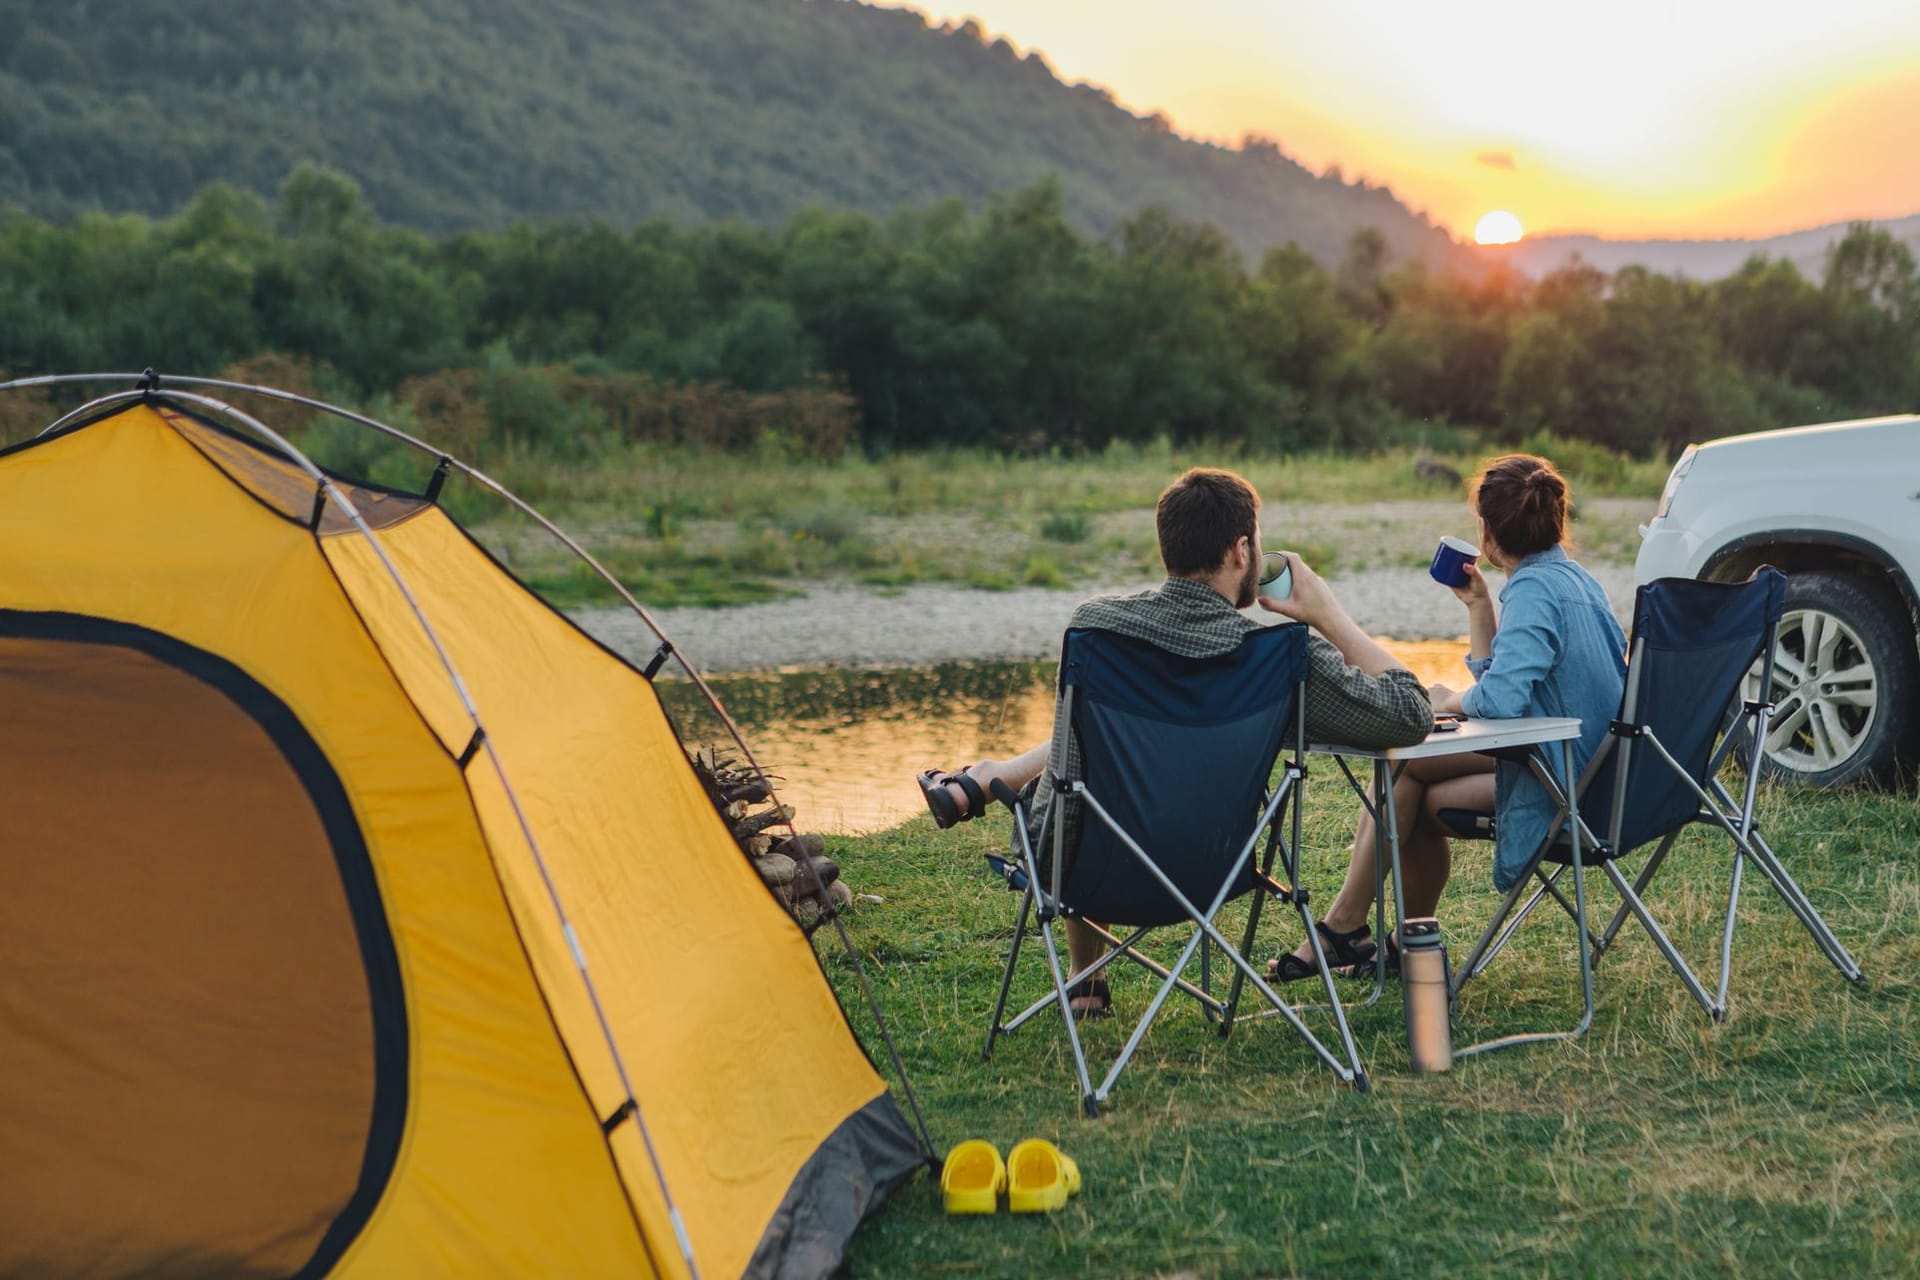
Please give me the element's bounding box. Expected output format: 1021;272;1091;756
772;832;824;861
733;804;796;839
723;779;773;804
755;852;798;888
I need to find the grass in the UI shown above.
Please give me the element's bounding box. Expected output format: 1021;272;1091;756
822;779;1920;1277
419;438;1666;608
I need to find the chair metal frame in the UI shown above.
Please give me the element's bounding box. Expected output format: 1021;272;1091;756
1455;574;1864;1027
983;627;1369;1115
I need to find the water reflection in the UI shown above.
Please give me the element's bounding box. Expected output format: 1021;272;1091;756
658;638;1470;834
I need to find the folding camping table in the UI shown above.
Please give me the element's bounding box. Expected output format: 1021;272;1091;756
1309;715;1587;1057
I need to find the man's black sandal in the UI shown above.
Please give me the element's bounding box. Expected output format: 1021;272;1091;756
1064;976;1112;1018
916;768;988;829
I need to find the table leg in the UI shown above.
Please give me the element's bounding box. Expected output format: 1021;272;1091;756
1381;760;1409;959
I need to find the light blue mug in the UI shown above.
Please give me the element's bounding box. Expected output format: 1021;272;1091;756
1258;550;1293;601
1430;535;1480;589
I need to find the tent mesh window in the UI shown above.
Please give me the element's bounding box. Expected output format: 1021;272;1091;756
0;624;395;1278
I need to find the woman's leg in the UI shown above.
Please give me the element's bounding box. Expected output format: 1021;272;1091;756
1406;770;1498;917
1284;753;1493;967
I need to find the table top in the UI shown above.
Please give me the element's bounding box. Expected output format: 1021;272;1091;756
1310;715;1582;761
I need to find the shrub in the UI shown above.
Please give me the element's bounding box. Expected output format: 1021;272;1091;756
1039;510;1092;543
1023;554;1068;587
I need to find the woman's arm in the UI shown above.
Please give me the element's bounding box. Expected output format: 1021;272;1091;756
1453;561;1497;663
1458;577;1561;719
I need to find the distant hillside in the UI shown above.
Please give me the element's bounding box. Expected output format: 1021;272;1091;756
1498;212;1920;280
0;0;1457;267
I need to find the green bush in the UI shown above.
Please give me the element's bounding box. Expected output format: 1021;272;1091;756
1038;510;1091;543
1022;554;1067;586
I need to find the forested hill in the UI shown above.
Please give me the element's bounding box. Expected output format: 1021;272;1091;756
0;0;1457;265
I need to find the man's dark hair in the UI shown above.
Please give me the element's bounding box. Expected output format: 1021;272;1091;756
1156;467;1260;576
1473;453;1570;559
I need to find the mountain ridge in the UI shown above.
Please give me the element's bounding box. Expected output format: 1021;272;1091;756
1498;212;1920;280
0;0;1459;268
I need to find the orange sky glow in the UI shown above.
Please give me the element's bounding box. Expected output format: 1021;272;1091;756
877;0;1920;243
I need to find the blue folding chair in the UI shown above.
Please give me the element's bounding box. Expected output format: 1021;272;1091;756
984;623;1368;1116
1454;569;1864;1027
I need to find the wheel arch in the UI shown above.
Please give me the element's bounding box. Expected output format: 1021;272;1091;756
1701;531;1920;647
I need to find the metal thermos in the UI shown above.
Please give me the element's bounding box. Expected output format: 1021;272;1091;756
1401;917;1453;1073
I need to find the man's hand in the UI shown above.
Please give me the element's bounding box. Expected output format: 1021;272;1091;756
1256;552;1407;678
1254;552;1346;631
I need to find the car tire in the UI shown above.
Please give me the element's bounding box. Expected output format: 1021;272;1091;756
1731;570;1919;787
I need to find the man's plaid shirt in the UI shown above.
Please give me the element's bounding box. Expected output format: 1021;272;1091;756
1017;575;1433;855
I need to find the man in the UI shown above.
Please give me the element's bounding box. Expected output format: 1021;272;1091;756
916;467;1431;1013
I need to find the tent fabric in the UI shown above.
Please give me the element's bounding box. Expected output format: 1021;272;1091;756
0;400;918;1278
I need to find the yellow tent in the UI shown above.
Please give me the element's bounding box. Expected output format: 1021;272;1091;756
0;383;927;1278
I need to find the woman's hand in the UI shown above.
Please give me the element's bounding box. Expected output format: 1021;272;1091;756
1449;559;1492;609
1429;682;1466;716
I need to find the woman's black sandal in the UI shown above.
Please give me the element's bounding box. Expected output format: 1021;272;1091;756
916;768;988;829
1339;933;1401;980
1315;920;1378;969
1267;920;1379;981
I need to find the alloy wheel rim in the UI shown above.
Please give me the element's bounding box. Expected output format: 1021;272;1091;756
1744;607;1879;774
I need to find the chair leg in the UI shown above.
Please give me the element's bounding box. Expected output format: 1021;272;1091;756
1531;868;1607;958
1293;893;1369;1090
1715;842;1746;1011
1602;860;1722;1020
1599;831;1680;956
1710;789;1864;982
1456;740;1594;1056
1455;871;1536;994
1095;928;1211;1107
1223;824;1284;1031
984;887;1034;1062
1034;913;1099;1115
1473;869;1558;978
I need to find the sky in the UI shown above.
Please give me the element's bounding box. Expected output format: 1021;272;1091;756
880;0;1920;243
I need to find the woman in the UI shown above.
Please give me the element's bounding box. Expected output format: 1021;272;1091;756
1270;453;1627;979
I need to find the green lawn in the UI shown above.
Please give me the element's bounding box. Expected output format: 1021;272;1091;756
826;781;1918;1277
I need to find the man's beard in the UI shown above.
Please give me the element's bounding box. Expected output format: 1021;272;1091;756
1235;553;1260;609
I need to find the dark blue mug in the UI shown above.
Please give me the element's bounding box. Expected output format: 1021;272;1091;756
1429;535;1480;589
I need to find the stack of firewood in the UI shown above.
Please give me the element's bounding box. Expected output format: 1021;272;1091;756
690;745;854;920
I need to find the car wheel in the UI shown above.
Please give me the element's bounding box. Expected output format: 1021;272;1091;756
1736;570;1919;787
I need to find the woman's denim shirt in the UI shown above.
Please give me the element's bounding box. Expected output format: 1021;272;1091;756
1461;546;1627;889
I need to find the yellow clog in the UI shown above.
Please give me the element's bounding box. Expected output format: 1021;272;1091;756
1006;1138;1081;1214
940;1139;1006;1214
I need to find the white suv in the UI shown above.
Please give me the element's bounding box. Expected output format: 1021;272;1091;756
1635;415;1920;787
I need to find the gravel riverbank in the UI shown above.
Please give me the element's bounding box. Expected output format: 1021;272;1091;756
571;561;1640;673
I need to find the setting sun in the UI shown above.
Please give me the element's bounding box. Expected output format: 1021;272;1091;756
1474;210;1524;244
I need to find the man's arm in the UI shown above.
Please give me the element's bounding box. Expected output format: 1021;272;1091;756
1255;552;1402;675
1257;552;1432;747
1301;637;1433;747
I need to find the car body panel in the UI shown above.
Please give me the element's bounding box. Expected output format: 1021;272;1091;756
1635;415;1920;599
